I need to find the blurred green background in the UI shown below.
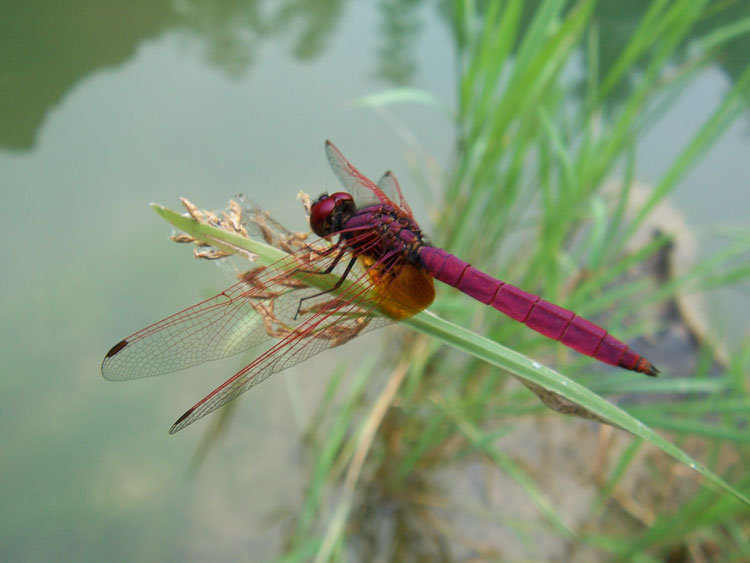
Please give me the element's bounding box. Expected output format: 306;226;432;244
1;1;748;560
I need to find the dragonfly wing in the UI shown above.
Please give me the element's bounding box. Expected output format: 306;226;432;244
376;170;413;218
169;273;392;433
236;195;309;253
101;251;335;381
102;277;273;381
325;140;394;209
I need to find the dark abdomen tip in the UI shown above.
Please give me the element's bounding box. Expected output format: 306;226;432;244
636;358;660;377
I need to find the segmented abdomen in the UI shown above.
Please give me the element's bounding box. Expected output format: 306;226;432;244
418;246;657;375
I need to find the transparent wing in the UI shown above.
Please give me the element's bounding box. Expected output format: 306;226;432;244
101;252;338;381
102;222;406;433
168;269;392;433
102;196;329;383
376;170;413;218
236;195;310;254
325;140;395;209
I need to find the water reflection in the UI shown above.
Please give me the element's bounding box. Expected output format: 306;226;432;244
3;0;747;150
375;0;422;85
172;0;347;73
2;0;350;149
1;1;173;148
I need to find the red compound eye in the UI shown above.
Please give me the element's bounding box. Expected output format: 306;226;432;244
309;192;353;237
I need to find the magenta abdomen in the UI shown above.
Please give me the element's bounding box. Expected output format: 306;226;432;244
559;317;606;356
417;246;656;375
457;268;499;304
525;300;575;340
491;285;539;322
418;247;466;287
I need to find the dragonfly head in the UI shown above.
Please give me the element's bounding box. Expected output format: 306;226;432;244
310;192;355;237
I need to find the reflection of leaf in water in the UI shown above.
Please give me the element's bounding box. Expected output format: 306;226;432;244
174;0;348;75
375;0;422;85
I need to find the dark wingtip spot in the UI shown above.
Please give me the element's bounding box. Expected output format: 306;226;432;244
105;339;129;358
169;408;195;434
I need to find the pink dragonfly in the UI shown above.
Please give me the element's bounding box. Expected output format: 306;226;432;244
102;141;657;433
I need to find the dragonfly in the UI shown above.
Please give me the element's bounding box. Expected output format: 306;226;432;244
102;141;658;433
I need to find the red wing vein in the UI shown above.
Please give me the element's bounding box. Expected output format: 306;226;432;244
324;141;393;208
101;251;344;381
169;264;393;432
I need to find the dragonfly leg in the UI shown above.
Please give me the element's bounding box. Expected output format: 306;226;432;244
294;243;349;278
305;242;341;257
294;255;358;319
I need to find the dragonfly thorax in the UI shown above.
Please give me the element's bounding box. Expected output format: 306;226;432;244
340;203;428;267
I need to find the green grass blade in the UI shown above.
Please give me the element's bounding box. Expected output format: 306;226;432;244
403;310;750;507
